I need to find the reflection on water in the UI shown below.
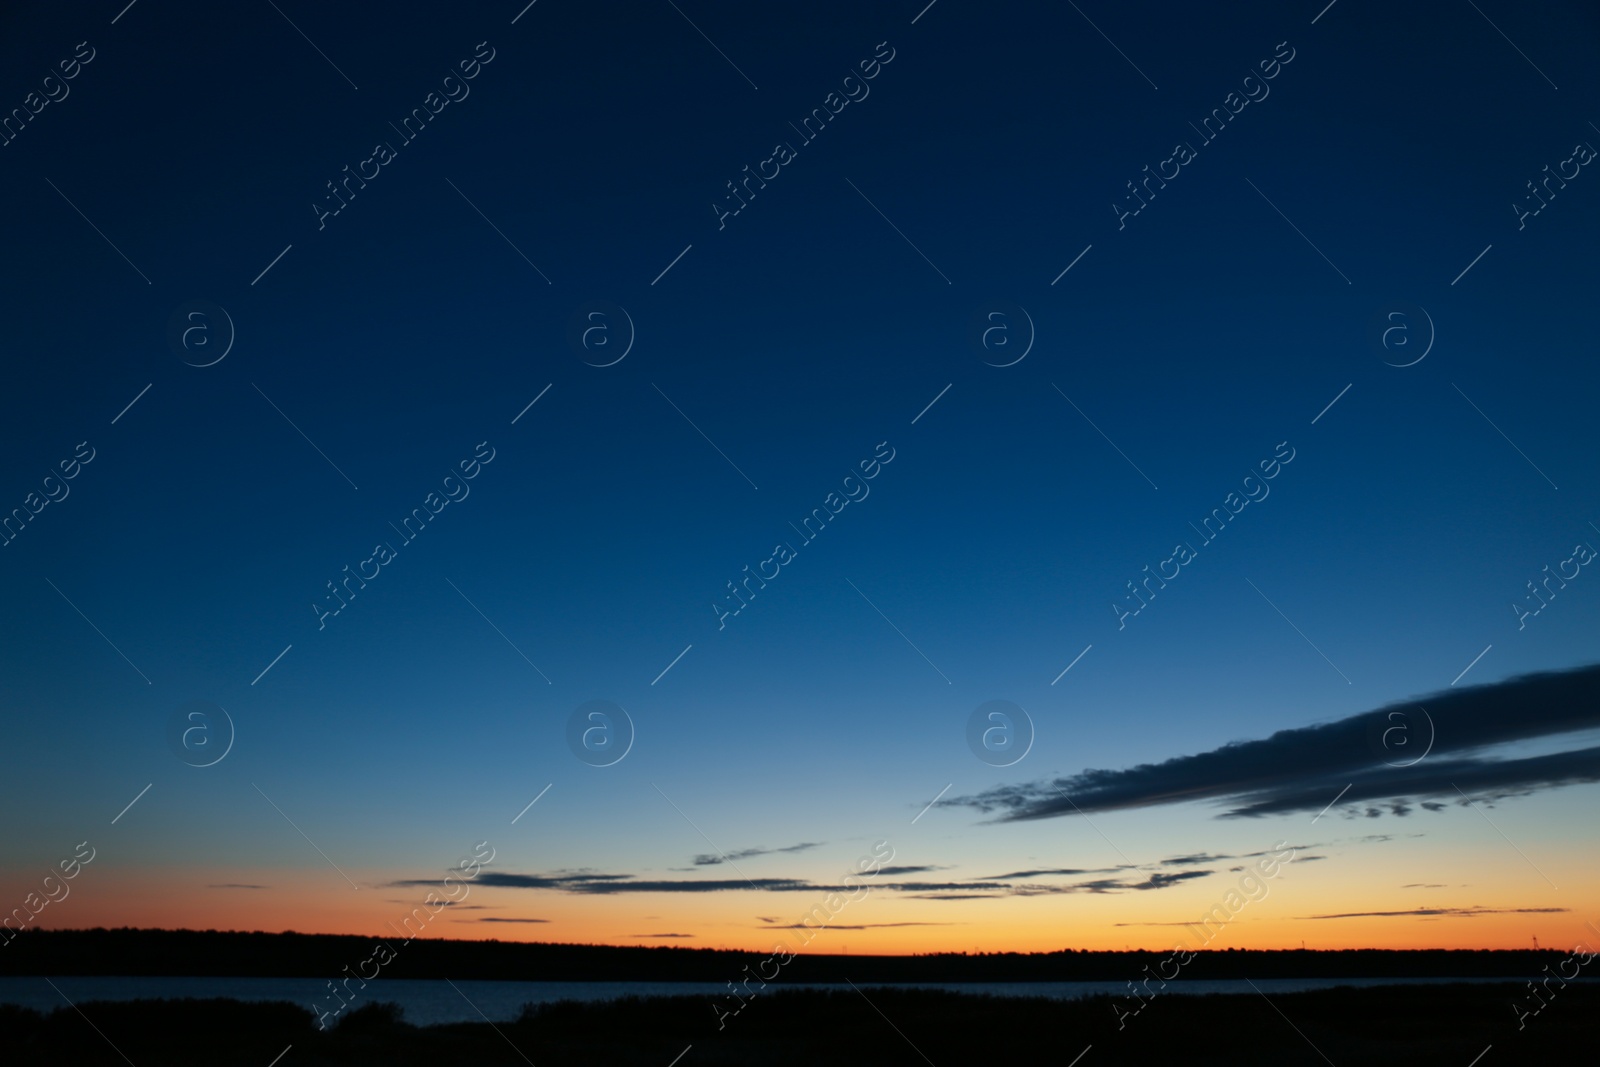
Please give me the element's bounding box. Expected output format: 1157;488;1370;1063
0;975;1541;1028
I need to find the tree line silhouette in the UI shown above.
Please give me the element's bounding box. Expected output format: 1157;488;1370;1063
0;927;1576;981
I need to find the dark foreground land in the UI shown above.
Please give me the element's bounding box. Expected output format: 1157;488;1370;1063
0;927;1581;981
2;984;1591;1066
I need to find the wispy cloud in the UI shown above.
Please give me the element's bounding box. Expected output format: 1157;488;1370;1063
761;921;958;930
1300;906;1569;920
943;666;1600;821
402;872;825;894
1160;853;1230;866
971;867;1120;880
900;870;1214;900
394;866;1211;900
692;841;823;866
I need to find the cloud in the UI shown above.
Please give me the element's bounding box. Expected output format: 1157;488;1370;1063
474;917;551;923
1140;870;1213;889
1300;906;1569;920
761;922;958;930
899;869;1214;900
389;870;634;892
976;850;1288;881
942;665;1600;822
879;881;1009;893
1019;870;1212;895
631;932;695;938
972;867;1121;880
1160;853;1230;867
207;883;268;890
404;866;1210;900
1152;845;1300;872
451;872;828;894
692;842;823;866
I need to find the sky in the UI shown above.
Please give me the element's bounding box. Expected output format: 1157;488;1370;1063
2;0;1599;958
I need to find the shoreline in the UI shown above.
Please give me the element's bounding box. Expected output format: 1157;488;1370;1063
3;983;1593;1066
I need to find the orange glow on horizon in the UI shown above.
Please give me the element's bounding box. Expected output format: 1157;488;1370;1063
9;839;1595;958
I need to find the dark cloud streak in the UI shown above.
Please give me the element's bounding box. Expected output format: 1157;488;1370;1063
1300;906;1569;920
692;841;823;866
942;666;1600;822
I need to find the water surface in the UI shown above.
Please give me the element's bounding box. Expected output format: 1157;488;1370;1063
0;975;1539;1027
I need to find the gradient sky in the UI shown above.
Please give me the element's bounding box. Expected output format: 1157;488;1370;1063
3;0;1599;957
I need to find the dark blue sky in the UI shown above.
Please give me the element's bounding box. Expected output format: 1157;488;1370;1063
2;0;1598;951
